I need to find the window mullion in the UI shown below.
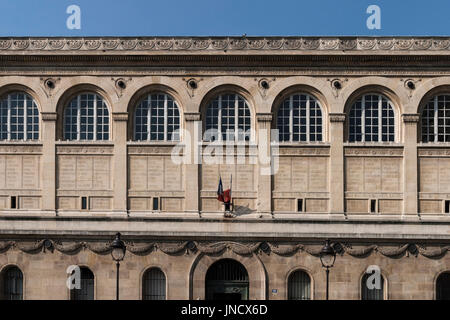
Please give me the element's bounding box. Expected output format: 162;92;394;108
147;94;151;141
289;95;293;142
77;95;81;141
378;95;382;142
7;95;11;141
435;96;438;142
218;95;222;142
361;96;365;142
235;95;239;142
24;95;28;141
93;95;97;141
306;95;310;142
164;94;168;141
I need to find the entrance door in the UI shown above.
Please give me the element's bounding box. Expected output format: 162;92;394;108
205;259;249;300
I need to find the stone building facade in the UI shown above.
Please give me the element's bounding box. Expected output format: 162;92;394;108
0;36;449;300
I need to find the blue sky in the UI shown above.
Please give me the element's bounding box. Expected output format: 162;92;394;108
0;0;447;36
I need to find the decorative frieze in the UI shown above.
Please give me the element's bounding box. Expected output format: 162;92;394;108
4;37;450;53
1;239;449;259
275;146;330;156
256;113;273;122
418;148;450;157
56;145;114;155
345;147;404;157
128;145;181;155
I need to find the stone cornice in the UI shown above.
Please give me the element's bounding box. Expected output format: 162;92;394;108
112;112;128;121
0;37;449;54
41;112;57;121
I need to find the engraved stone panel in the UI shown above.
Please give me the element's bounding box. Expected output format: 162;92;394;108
77;157;93;189
6;155;22;189
162;198;183;211
378;199;402;214
345;158;364;192
57;197;78;210
57;156;76;190
305;199;328;213
419;158;439;193
364;158;382;192
0;156;5;189
164;158;183;191
438;159;450;193
0;196;7;209
20;196;40;209
381;159;401;192
273;198;294;212
90;197;111;210
309;157;328;191
291;158;308;192
147;156;164;191
419;200;442;214
129;197;148;210
93;157;110;190
201;163;255;192
346;199;368;213
129;156;147;190
201;198;221;211
274;157;328;192
202;165;218;190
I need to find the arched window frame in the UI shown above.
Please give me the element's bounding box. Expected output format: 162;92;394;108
348;94;397;143
360;271;387;300
421;94;450;143
63;92;110;141
142;267;167;300
276;93;324;143
0;92;39;141
1;265;23;300
69;266;94;301
133;93;181;142
287;269;312;300
204;93;252;142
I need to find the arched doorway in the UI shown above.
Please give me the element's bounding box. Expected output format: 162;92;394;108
436;272;450;300
205;259;249;300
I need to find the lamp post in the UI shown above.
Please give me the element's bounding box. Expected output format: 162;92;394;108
319;239;336;300
111;232;126;300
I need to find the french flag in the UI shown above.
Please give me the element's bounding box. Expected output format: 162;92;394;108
217;176;224;202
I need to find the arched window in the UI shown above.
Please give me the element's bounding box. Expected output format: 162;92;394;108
142;268;166;300
348;94;395;142
0;92;39;141
1;266;23;300
134;93;180;141
421;95;450;143
70;267;94;300
277;94;323;142
436;272;450;300
288;270;311;300
64;93;109;141
204;93;251;142
361;272;385;300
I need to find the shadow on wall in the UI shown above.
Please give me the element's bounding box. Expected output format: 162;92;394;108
233;204;256;216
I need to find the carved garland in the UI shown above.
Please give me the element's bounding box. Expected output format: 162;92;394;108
0;240;449;259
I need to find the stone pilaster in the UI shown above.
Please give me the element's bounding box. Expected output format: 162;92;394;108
112;112;128;214
329;113;346;214
256;113;273;215
184;112;201;213
41;112;57;212
402;113;420;216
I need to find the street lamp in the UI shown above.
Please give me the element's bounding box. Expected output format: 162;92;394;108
320;239;336;300
111;232;126;300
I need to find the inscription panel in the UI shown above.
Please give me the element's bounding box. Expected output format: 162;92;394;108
419;158;450;194
273;157;328;192
0;155;41;190
57;155;111;191
201;163;256;192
